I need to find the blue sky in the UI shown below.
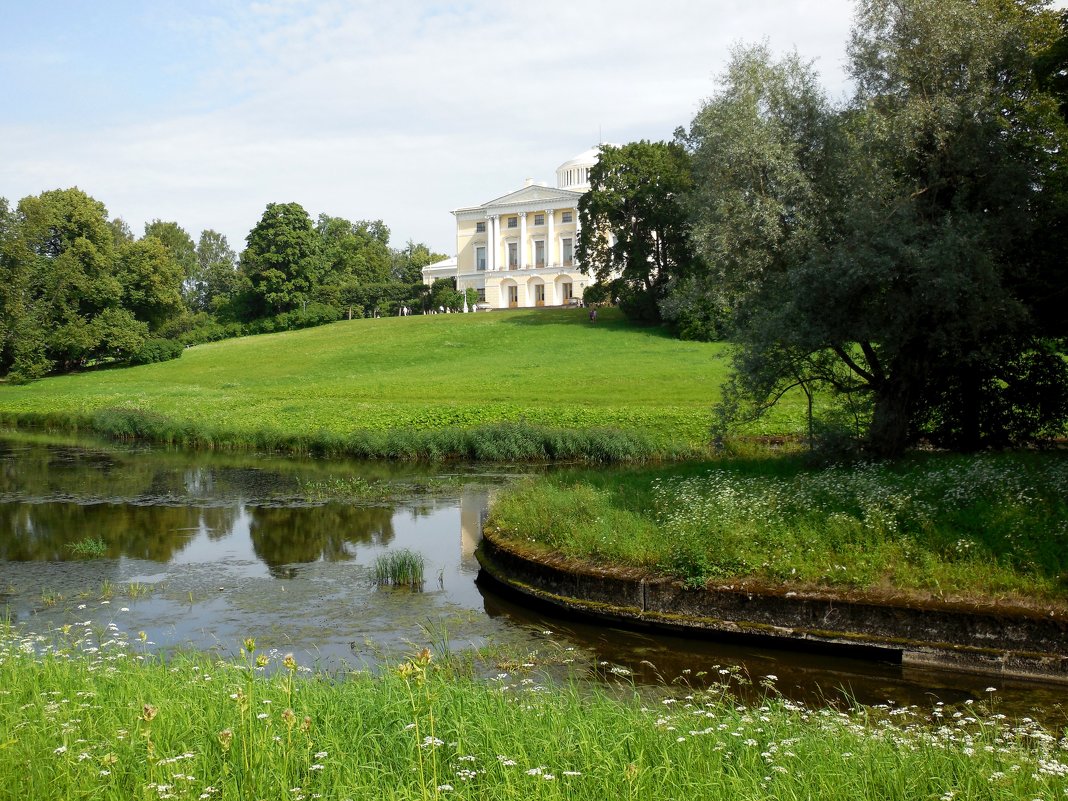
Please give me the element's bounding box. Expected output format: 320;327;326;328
4;0;1049;255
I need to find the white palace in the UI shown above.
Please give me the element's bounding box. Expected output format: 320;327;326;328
422;148;602;309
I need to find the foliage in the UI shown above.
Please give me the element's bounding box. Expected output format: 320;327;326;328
488;453;1068;604
0;188;153;379
193;229;238;313
684;2;1068;455
115;236;185;331
577;141;700;323
128;337;184;366
238;202;321;318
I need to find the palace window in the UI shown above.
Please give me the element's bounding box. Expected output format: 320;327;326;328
476;288;486;302
475;221;486;233
508;242;518;269
534;213;545;226
562;237;573;266
507;216;518;229
534;240;545;268
475;246;486;271
562;282;573;301
561;211;573;223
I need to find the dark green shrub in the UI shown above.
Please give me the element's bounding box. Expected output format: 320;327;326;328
128;338;184;365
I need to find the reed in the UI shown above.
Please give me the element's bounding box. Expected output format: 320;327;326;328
374;548;426;588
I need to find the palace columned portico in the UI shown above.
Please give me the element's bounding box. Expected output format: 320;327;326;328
424;148;605;309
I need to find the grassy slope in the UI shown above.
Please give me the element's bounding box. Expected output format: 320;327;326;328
0;309;798;450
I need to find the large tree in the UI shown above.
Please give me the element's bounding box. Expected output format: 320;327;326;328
687;0;1068;455
0;188;147;378
239;202;321;318
577;140;700;322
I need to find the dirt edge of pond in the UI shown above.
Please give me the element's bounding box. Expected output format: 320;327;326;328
476;531;1068;683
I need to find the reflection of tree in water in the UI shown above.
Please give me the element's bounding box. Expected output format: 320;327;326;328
248;503;395;577
0;502;240;562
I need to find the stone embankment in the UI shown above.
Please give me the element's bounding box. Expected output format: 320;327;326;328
477;531;1068;682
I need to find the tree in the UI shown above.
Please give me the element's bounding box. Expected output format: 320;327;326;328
115;236;185;330
391;240;447;284
239;203;321;318
193;230;238;313
0;188;144;377
577;141;700;322
687;1;1068;455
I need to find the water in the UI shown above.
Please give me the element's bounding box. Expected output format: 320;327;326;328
0;432;1064;726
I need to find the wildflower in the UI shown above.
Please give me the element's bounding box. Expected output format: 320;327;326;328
309;764;324;771
257;712;268;720
283;653;298;671
141;704;158;723
217;729;233;753
436;785;453;792
315;751;328;759
54;746;68;755
301;716;312;733
243;638;256;654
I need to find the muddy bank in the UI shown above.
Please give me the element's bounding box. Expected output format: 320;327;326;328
477;532;1068;682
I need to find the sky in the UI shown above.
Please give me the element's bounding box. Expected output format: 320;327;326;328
2;0;1051;255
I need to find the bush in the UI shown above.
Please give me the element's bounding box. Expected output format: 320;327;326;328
128;338;184;365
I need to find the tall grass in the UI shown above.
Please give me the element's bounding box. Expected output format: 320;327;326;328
1;621;1065;800
486;452;1068;604
374;548;426;588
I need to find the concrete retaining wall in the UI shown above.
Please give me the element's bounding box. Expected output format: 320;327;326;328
477;533;1068;681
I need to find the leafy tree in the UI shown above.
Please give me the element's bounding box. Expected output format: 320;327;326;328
391;240;447;284
144;220;196;277
577;140;700;322
0;188;146;377
687;1;1068;455
193;230;238;313
115;236;185;331
239;202;321;318
429;277;463;312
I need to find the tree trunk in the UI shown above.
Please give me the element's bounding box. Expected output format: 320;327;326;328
868;378;916;458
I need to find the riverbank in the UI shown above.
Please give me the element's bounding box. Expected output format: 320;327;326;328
3;621;1065;801
481;453;1068;678
0;308;796;461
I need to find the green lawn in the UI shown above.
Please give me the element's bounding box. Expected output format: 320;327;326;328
0;308;802;455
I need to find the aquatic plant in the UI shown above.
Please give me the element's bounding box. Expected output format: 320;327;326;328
374;548;426;588
65;537;107;558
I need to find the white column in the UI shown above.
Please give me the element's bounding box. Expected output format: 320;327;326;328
546;209;555;269
490;215;499;271
518;212;527;270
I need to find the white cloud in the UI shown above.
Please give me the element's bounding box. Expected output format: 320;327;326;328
2;0;858;251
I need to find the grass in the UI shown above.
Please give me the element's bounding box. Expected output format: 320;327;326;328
374;548;426;588
65;537;108;558
0;308;808;460
1;621;1065;801
485;451;1068;607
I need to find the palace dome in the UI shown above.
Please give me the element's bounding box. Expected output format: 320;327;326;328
555;146;610;192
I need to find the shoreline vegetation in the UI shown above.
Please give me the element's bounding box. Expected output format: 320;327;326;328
485;453;1068;612
2;621;1066;801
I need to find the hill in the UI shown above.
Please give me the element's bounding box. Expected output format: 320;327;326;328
0;308;801;458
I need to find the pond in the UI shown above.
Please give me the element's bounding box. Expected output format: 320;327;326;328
0;432;1064;726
